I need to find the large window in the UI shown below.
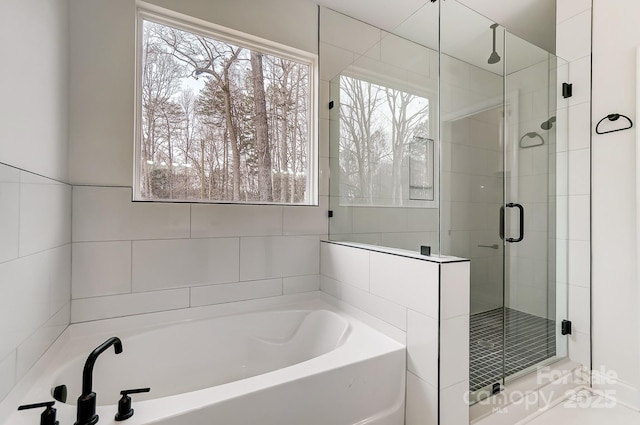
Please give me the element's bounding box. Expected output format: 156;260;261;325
136;12;316;204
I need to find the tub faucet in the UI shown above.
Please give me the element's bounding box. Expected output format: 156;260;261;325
75;337;123;425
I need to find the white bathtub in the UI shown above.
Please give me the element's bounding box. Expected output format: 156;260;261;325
4;297;405;425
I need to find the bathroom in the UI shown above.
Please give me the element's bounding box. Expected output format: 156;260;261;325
1;0;639;424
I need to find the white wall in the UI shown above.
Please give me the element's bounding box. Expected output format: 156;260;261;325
0;0;71;402
0;0;70;182
68;0;327;322
591;0;640;408
320;241;470;425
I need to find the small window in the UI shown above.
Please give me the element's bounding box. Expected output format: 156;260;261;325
337;74;433;206
135;11;317;204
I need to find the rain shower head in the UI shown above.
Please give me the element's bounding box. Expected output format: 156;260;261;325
488;51;501;65
488;23;501;64
540;116;556;130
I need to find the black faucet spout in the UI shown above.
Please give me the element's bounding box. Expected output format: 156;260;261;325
81;337;122;395
75;337;123;425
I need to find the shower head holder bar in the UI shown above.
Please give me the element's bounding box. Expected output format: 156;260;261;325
519;132;544;148
595;113;633;134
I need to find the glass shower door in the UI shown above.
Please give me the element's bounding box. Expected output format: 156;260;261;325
439;0;569;404
502;33;569;386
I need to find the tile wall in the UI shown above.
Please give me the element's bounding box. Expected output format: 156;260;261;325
0;0;71;403
320;241;471;425
71;187;324;322
0;166;72;401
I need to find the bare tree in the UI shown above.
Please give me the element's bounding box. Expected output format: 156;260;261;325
339;76;385;202
250;51;273;202
139;20;311;204
338;75;429;205
140;23;184;198
385;88;429;203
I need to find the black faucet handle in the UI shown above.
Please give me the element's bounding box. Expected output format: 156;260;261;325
115;388;151;421
18;401;55;410
120;387;150;396
18;401;58;425
52;384;67;403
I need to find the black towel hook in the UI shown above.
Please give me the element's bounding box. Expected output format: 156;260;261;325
595;113;633;134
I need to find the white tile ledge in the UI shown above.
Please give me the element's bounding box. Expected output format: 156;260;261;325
322;240;469;263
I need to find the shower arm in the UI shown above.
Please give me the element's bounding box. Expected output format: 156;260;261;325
492;26;497;53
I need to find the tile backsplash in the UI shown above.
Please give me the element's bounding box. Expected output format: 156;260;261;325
70;186;325;323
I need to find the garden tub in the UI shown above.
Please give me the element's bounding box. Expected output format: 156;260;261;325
5;298;405;425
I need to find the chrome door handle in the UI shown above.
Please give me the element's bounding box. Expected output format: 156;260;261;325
478;244;499;249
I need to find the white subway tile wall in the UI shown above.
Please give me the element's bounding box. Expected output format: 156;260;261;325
71;288;190;323
283;275;321;295
71;186;324;322
0;164;71;401
72;242;132;298
369;252;439;318
320;242;370;291
406;372;438;425
72;186;191;242
407;310;438;385
0;167;20;264
190;279;283;307
320;241;470;425
440;314;470;388
19;175;72;257
132;238;240;291
0;353;16;403
190;204;283;238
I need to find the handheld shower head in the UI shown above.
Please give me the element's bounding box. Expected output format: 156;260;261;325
488;23;501;64
540;116;556;130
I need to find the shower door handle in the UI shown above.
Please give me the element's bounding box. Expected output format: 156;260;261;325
499;206;504;241
505;203;524;243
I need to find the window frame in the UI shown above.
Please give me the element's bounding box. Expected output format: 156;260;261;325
134;4;319;206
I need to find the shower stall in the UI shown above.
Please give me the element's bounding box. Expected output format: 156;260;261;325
325;0;569;403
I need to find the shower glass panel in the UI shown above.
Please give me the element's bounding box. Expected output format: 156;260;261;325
327;4;441;253
439;0;507;402
324;0;569;405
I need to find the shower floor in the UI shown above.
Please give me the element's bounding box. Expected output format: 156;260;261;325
469;307;556;392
